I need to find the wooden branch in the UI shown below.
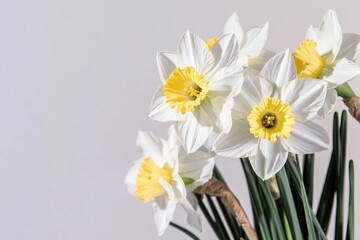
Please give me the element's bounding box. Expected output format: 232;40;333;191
344;96;360;123
200;177;258;240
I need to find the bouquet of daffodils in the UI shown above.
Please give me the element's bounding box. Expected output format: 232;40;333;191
125;10;358;239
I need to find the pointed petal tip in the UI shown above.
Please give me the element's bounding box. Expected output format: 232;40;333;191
230;12;239;19
327;9;337;16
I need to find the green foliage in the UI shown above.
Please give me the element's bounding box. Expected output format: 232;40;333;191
172;111;355;240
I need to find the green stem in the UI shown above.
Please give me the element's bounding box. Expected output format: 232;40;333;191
206;195;230;240
346;160;354;240
303;154;314;207
170;222;200;240
195;194;223;239
213;165;244;239
336;82;356;99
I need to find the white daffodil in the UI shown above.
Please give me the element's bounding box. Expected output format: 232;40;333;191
149;30;243;153
293;9;360;117
125;125;215;236
213;50;330;180
224;13;274;70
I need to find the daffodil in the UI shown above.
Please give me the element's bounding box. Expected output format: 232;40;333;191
125;125;214;235
293;9;360;117
224;13;274;70
149;31;243;153
213;50;330;180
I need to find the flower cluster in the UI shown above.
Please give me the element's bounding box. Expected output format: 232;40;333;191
125;9;360;236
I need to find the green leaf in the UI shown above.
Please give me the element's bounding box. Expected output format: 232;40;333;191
316;112;339;232
195;194;224;239
346;160;354;240
170;222;200;240
303;154;314;207
213;166;244;239
276;167;303;240
241;158;271;240
256;177;286;240
335;111;347;239
286;158;316;240
205;195;230;240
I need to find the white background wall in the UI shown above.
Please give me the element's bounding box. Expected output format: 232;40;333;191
0;0;359;239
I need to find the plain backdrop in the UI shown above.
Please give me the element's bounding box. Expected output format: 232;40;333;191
0;0;360;239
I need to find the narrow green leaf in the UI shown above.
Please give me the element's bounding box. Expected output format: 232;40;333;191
213;166;244;239
195;194;223;239
276;167;303;240
257;181;277;239
241;158;271;240
346;160;354;240
281;209;293;240
170;222;200;240
256;177;286;240
311;212;328;240
335;111;347;239
206;195;230;240
316;112;339;232
303;154;314;207
288;168;307;237
286;158;316;240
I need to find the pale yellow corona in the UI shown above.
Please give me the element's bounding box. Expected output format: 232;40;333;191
164;66;209;114
136;157;173;203
247;98;295;142
293;40;326;78
205;37;219;49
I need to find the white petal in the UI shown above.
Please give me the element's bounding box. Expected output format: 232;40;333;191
153;196;177;236
137;131;166;167
177;31;214;74
281;78;327;121
124;159;142;196
167;124;180;155
149;86;186;122
178;109;213;154
322;58;360;86
207;65;243;97
281;119;329;154
159;178;176;199
337;33;360;61
170;175;187;200
248;50;276;71
306;9;342;61
202;96;234;133
208;34;239;75
249;139;288;180
213;119;258;158
233;70;273;118
180;198;202;232
223;12;244;45
241;22;269;57
202;130;221;151
178;148;214;191
260;50;296;95
157;51;177;82
187;193;198;210
317;87;337;118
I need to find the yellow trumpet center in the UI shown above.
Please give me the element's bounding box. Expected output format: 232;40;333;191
293;39;326;78
205;37;219;49
247;98;295;142
136;157;173;203
164;66;209;114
